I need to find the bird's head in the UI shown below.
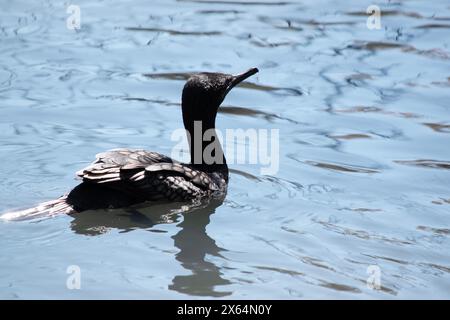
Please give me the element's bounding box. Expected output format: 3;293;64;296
181;68;259;129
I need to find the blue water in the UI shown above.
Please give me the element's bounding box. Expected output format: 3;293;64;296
1;0;450;299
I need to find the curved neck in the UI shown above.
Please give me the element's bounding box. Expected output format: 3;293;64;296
185;120;228;176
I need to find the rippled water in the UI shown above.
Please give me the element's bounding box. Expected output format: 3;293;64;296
1;0;450;299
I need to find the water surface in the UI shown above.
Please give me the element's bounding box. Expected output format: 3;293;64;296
1;0;450;299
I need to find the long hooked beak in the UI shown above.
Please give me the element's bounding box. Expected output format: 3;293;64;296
225;68;259;95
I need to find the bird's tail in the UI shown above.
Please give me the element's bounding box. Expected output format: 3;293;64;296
0;196;76;221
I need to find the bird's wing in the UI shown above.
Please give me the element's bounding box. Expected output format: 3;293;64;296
76;149;219;200
76;148;173;183
144;162;219;191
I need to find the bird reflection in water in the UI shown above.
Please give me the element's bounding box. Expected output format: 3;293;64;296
69;195;231;297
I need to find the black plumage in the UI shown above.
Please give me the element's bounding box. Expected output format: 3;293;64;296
2;68;258;220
